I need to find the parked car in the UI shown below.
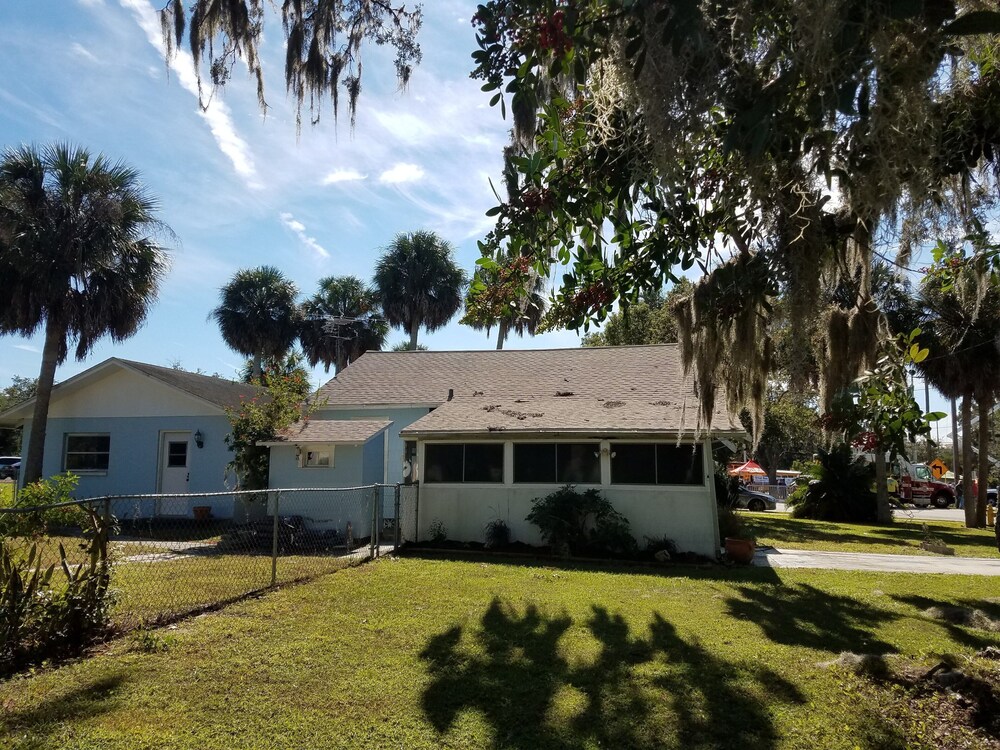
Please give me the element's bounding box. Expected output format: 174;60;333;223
988;488;997;508
0;456;19;480
735;486;777;512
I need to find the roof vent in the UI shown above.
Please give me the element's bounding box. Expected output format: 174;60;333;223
447;388;454;402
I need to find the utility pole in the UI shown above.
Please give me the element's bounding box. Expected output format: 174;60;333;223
924;376;932;463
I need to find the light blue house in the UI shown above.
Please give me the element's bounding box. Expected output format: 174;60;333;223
0;358;266;519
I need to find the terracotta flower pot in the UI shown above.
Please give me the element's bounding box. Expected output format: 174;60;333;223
193;506;212;521
725;537;756;564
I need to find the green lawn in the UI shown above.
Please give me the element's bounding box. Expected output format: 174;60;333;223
744;513;1000;558
2;556;998;749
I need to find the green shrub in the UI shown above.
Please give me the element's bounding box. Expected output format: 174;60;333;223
526;485;637;558
787;444;879;523
0;506;113;676
484;518;510;549
0;473;83;537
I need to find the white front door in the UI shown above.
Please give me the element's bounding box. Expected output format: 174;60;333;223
158;432;190;516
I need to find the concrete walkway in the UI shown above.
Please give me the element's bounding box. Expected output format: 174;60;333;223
754;547;1000;575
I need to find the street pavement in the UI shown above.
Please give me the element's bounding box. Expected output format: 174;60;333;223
773;502;969;523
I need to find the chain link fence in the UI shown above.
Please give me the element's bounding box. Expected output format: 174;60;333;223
0;484;407;632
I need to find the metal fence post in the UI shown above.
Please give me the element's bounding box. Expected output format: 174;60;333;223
271;490;280;587
369;486;377;559
393;484;401;552
413;484;419;544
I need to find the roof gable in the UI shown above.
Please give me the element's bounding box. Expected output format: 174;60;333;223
0;358;267;423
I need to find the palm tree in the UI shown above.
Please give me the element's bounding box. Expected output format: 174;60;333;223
211;266;300;383
918;265;1000;528
299;276;388;373
0;143;169;484
373;231;467;350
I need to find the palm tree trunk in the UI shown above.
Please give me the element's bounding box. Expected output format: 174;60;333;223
874;449;892;524
961;394;976;528
495;320;508;350
251;353;262;383
408;319;420;350
977;398;992;528
23;317;64;485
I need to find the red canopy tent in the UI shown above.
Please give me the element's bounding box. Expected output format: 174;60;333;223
728;460;766;476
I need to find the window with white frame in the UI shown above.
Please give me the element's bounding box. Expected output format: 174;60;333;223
300;446;333;468
424;443;504;483
610;442;704;486
513;442;601;484
64;434;111;473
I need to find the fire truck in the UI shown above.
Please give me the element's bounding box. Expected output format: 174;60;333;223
891;458;956;508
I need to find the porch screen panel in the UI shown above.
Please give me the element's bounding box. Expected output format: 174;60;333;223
514;443;556;483
464;443;504;483
656;444;704;485
556;443;601;483
424;444;463;483
610;443;656;484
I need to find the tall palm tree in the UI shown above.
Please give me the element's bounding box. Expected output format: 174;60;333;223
299;276;388;373
0;143;169;484
373;231;467;350
211;266;300;383
918;266;1000;528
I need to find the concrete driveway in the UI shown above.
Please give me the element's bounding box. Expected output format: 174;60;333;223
754;547;1000;575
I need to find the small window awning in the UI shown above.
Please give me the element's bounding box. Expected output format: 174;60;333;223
258;419;391;446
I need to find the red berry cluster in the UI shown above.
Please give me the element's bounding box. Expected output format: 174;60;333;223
538;10;571;54
520;186;554;212
572;281;614;314
851;431;879;452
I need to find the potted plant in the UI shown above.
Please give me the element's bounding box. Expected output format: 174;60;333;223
719;504;755;564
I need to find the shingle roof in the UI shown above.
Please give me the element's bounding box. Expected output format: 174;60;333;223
320;345;741;435
399;394;727;436
118;360;267;411
263;419;392;445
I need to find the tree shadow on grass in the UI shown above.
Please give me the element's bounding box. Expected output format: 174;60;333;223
744;516;995;555
420;598;803;749
1;674;126;741
724;582;900;654
888;594;998;650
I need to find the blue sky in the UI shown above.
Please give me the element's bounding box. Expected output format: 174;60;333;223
0;1;955;438
0;0;582;390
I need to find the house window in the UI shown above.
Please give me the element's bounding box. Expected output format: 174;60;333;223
64;434;111;473
513;442;601;484
424;443;503;483
611;443;704;486
301;447;333;468
167;442;188;468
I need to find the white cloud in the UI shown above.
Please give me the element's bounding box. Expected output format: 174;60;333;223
280;212;330;258
77;0;105;6
379;162;425;184
70;43;100;63
119;0;260;189
322;168;366;185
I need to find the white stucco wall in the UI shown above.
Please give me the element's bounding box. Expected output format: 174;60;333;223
414;437;720;558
